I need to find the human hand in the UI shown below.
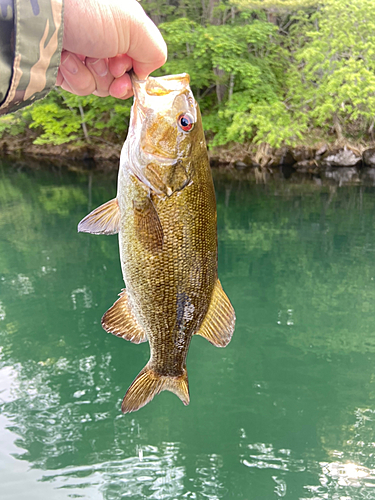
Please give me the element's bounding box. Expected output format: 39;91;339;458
56;0;167;99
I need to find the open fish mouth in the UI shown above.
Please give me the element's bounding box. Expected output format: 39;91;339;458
130;71;191;97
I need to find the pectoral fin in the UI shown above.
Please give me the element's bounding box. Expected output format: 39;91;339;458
78;198;120;235
195;280;235;347
121;364;189;414
133;196;163;253
101;290;147;344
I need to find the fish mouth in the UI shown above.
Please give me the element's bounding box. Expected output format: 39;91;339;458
129;70;144;90
130;71;191;98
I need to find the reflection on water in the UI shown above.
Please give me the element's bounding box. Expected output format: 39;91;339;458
241;441;305;473
1;161;375;498
44;443;186;499
239;406;375;499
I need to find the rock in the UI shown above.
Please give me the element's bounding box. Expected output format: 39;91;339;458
323;167;359;185
279;148;295;166
321;147;362;167
234;161;249;170
363;148;375;167
267;147;296;168
242;154;255;166
291;147;315;163
315;144;328;157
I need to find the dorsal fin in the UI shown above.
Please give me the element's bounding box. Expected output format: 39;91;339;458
195;280;235;347
101;290;147;344
78;198;120;235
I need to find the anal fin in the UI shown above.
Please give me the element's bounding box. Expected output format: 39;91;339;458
78;198;120;235
101;290;147;344
122;364;189;414
195;280;235;347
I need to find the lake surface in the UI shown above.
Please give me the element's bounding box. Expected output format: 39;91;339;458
1;159;375;499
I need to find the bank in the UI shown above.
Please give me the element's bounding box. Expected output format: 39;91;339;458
2;132;375;186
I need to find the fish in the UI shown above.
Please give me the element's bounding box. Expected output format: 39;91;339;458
78;73;235;413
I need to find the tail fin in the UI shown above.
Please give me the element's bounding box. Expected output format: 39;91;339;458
121;364;189;414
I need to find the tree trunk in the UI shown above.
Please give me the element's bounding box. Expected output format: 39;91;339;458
333;113;344;141
228;6;236;101
78;105;90;143
208;0;227;104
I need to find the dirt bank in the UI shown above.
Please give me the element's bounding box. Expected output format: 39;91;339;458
2;134;375;186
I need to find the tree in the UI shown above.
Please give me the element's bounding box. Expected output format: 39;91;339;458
24;91;132;146
293;0;375;140
160;12;303;147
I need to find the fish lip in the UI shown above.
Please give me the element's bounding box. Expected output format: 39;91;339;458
130;72;147;103
129;70;144;86
131;72;192;99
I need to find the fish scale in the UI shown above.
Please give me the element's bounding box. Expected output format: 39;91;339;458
78;73;235;413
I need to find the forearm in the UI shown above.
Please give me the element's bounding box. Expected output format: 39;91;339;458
0;0;64;115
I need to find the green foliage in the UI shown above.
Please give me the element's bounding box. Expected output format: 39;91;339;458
161;15;301;146
0;113;27;138
19;90;132;146
231;0;318;10
292;0;375;137
219;97;306;148
27;96;82;145
3;0;375;151
58;92;132;138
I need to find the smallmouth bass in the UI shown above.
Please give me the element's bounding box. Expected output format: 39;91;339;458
78;73;235;413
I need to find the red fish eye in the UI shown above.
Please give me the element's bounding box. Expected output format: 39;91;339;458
178;113;194;132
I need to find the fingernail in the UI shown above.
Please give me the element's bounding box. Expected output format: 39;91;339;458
90;59;108;77
62;54;78;75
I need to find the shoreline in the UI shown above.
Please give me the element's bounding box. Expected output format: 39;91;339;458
2;136;375;186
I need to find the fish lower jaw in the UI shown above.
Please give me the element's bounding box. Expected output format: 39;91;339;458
141;150;177;165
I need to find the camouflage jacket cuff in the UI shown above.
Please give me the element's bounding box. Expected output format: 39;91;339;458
0;0;63;115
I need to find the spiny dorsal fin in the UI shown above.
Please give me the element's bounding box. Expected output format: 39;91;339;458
133;196;163;253
121;364;189;414
101;290;147;344
78;198;120;235
195;280;235;347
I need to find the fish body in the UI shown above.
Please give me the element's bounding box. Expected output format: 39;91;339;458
78;74;235;413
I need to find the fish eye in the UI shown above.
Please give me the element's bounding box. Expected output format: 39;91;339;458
178;113;194;132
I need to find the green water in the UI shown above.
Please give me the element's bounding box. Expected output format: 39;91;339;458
1;161;375;500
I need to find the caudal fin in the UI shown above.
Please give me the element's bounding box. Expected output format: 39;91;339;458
121;364;189;414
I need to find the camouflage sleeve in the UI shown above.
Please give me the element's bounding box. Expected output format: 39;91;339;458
0;0;63;115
